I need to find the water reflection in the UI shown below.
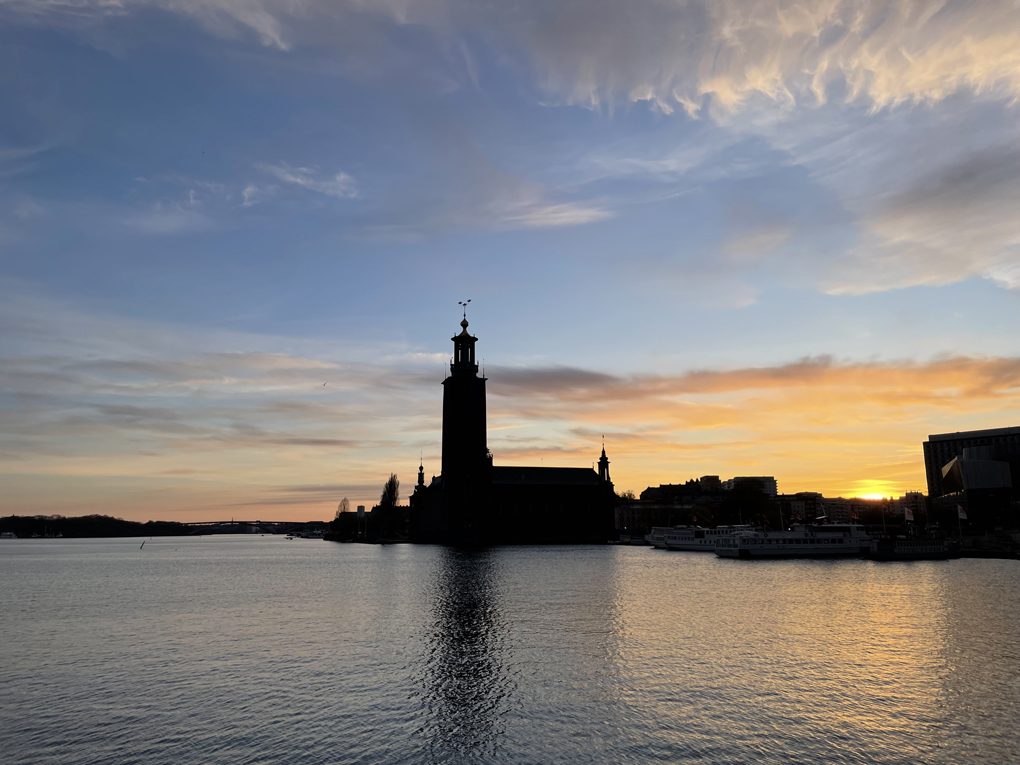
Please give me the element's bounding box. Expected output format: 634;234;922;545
930;562;1020;763
415;547;516;763
5;542;1018;765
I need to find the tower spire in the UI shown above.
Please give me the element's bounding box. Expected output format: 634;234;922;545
598;437;611;484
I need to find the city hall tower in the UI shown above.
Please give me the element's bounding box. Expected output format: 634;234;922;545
441;314;490;535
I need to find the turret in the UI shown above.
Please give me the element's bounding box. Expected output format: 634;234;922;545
450;317;479;377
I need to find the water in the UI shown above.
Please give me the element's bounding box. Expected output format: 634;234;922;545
1;537;1018;764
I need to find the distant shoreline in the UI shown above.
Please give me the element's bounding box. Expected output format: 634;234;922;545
0;514;327;539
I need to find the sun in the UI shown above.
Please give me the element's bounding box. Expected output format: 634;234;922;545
851;479;900;500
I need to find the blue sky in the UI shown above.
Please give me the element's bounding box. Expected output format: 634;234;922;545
3;0;1020;519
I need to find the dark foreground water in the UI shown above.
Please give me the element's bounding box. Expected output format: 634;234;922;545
2;538;1019;764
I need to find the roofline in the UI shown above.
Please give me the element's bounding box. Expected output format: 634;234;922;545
928;426;1020;442
491;465;598;472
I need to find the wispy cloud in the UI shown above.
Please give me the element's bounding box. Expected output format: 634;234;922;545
241;183;259;206
10;0;1020;115
257;162;358;198
0;284;446;518
497;0;1020;115
489;356;1020;406
825;143;1020;293
356;125;611;238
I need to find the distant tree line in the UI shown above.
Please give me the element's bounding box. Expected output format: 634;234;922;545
0;515;328;539
0;515;189;538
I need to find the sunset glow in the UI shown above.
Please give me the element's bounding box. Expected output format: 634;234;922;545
3;1;1020;520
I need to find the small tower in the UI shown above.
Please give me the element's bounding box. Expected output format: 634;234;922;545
598;442;611;484
418;460;426;488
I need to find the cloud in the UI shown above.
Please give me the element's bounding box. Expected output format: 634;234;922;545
494;0;1020;115
0;284;451;518
824;142;1020;293
498;201;612;229
489;356;1020;408
10;0;1020;115
11;0;1019;289
357;124;611;237
257;162;358;198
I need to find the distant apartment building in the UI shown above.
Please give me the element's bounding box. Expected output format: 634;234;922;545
615;503;685;537
699;475;722;492
817;493;927;524
778;492;824;521
640;476;722;503
821;497;862;523
722;476;778;497
898;491;927;521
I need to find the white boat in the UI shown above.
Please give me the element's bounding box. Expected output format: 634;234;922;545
664;525;754;551
644;527;672;549
715;524;871;558
0;531;16;539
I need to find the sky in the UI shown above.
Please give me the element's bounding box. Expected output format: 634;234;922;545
3;0;1020;521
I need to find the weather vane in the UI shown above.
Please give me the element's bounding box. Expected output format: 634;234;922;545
458;299;471;319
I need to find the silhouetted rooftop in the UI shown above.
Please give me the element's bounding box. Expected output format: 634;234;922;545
928;426;1020;441
492;466;600;486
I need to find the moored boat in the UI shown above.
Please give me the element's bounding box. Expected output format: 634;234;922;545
644;527;672;549
664;525;754;551
715;524;871;558
868;537;961;561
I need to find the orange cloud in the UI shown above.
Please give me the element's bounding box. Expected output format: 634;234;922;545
486;356;1020;497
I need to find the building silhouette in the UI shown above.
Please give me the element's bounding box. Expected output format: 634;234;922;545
410;316;615;544
721;476;778;497
923;426;1019;533
923;426;1020;499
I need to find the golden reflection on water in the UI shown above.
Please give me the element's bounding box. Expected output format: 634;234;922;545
616;556;960;758
929;562;1020;760
413;547;1019;764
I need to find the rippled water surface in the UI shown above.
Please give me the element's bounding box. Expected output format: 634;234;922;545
2;537;1019;764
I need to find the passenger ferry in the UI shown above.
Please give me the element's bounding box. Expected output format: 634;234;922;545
715;524;871;558
664;525;754;551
